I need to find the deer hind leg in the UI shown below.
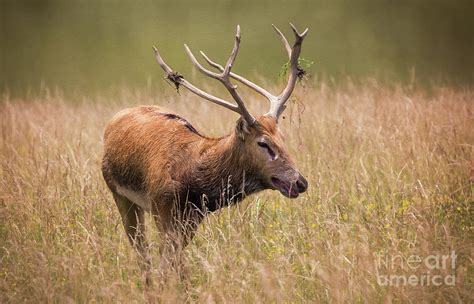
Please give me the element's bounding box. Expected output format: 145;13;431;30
153;203;202;290
113;192;152;286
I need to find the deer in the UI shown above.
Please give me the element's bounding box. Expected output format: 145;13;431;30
101;24;309;287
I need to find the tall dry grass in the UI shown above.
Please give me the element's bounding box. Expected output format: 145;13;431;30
0;80;473;303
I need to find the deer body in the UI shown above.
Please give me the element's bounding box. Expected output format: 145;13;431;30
103;106;284;215
102;24;309;288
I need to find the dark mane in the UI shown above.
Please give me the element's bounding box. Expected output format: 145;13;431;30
162;113;204;137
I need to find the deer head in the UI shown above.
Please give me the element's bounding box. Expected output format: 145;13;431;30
153;24;309;198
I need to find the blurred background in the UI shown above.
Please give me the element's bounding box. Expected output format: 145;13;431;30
1;0;473;96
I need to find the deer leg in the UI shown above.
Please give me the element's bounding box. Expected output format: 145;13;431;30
112;192;152;286
153;204;202;290
172;213;201;289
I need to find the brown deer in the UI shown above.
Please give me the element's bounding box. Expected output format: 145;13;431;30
102;24;309;286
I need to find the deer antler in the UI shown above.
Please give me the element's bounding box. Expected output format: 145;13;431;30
153;25;255;125
199;23;309;119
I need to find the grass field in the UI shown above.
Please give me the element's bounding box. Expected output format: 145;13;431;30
0;80;473;302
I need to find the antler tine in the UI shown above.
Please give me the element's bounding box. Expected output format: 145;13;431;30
220;25;256;124
290;23;309;40
184;44;221;80
153;46;174;74
223;25;241;75
199;51;222;70
198;24;309;119
153;46;240;114
155;24;307;122
184;25;240;81
267;23;309;118
184;25;255;125
272;24;292;58
200;50;275;101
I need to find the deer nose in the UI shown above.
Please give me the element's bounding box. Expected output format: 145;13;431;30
296;174;308;193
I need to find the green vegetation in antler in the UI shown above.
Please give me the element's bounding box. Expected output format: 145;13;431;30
279;58;315;80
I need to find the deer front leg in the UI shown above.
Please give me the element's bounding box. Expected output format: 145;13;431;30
153;203;202;290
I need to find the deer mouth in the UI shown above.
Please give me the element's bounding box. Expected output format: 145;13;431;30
271;177;299;198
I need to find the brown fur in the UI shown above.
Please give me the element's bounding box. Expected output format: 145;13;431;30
101;105;307;287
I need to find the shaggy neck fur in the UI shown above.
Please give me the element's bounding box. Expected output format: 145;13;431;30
185;130;267;212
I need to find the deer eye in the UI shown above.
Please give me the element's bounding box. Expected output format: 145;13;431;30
257;141;277;160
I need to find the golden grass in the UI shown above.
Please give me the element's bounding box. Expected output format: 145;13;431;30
0;81;473;303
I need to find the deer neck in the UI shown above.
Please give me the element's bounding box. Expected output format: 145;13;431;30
187;131;266;211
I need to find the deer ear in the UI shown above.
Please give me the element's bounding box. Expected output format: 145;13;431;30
235;117;251;140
